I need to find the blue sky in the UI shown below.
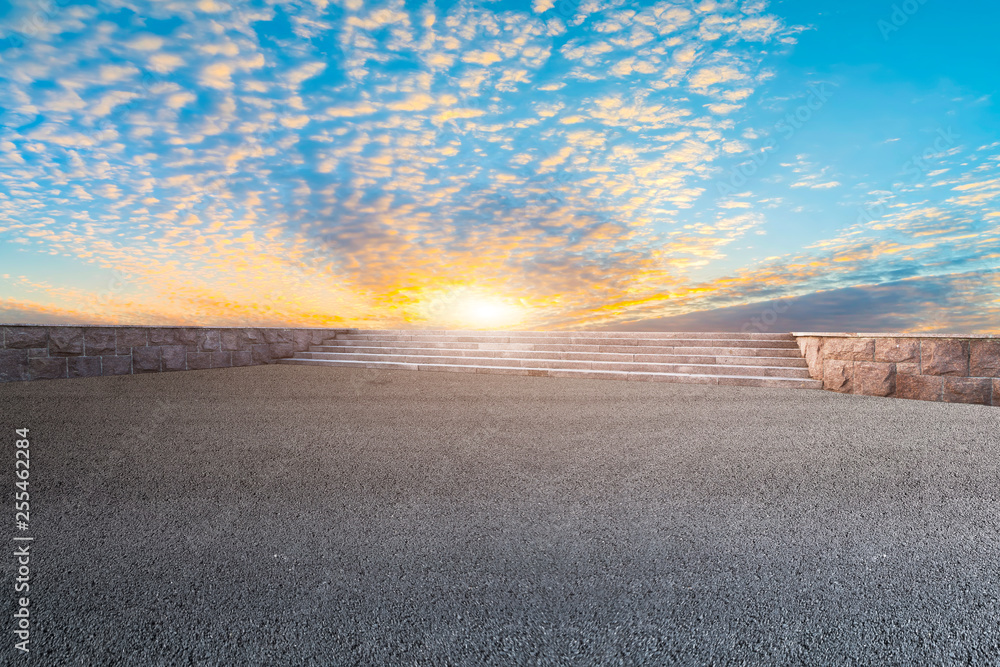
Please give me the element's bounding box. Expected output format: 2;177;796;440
0;0;998;331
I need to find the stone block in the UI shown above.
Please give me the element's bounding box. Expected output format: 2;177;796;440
853;361;895;397
921;339;968;376
68;356;103;379
28;357;67;380
994;379;1000;407
211;351;232;368
0;349;29;382
942;377;992;405
969;340;1000;377
896;374;943;402
187;352;213;370
196;329;222;352
795;337;824;380
821;337;875;362
251;344;272;365
232;350;252;367
117;327;148;352
269;342;294;359
2;326;48;349
161;345;187;371
101;355;132;375
823;359;853;393
263;328;293;344
27;348;48;357
239;328;266;347
874;338;920;363
146;328;175;346
220;329;241;351
48;327;84;356
148;327;200;346
83;328;116;355
293;330;312;351
132;346;161;373
187;328;205;346
895;362;920;376
310;330;329;345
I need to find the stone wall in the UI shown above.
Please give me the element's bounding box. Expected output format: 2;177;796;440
793;333;1000;407
0;325;344;383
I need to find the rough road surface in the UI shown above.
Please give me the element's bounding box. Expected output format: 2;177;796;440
2;365;998;665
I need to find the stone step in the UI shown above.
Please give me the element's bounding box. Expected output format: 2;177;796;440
295;351;813;378
277;358;822;389
334;329;795;341
315;339;805;357
308;345;809;368
327;335;800;349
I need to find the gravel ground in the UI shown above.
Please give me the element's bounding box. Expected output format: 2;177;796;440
1;364;999;665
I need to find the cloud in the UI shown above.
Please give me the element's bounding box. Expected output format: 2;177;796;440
148;53;186;73
165;91;197;109
99;64;139;83
706;102;743;114
791;180;841;189
199;62;234;89
326;102;378;117
283;62;327;87
688;65;747;92
126;34;165;51
601;271;1000;334
461;50;503;66
734;16;781;41
280;115;312;128
7;0;990;333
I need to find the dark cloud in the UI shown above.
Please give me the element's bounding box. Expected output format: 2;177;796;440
0;307;87;326
596;274;1000;333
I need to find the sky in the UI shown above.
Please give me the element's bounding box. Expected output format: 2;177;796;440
0;0;998;332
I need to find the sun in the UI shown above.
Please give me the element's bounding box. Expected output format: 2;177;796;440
457;297;520;328
415;287;526;329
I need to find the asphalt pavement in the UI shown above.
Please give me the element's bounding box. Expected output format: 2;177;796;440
2;364;999;665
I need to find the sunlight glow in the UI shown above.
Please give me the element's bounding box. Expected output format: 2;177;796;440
457;297;522;328
414;287;526;329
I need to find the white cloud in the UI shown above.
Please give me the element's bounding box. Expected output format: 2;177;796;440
99;64;138;83
284;62;327;87
326;102;378;117
199;62;234;90
148;53;185;73
126;34;164;51
688;65;747;92
166;92;197;109
706;102;743;114
462;50;503;66
791;180;841;189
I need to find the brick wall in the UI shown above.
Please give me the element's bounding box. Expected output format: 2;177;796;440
793;334;1000;406
0;325;346;383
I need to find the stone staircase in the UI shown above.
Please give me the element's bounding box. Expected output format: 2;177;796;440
276;330;822;389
